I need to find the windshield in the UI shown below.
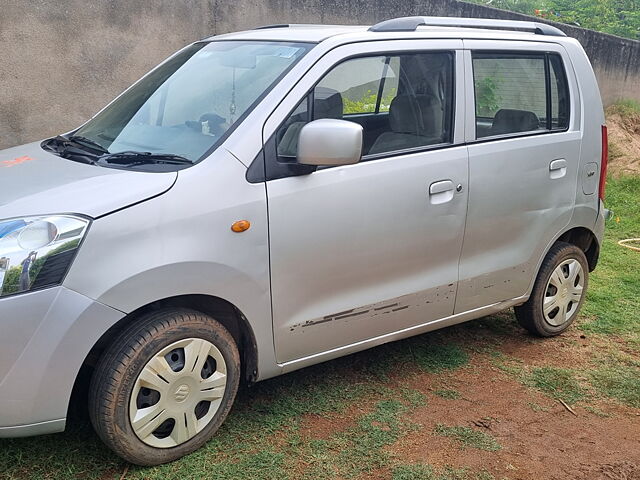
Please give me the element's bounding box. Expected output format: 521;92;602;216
70;41;312;164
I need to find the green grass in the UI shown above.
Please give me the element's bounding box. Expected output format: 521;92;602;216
434;389;462;400
393;463;440;480
590;366;640;408
527;402;550;412
495;358;593;406
583;405;612;418
608;99;640;118
413;343;470;373
401;388;428;407
433;425;501;452
201;450;287;480
297;399;412;479
343;88;397;114
392;463;495;480
581;176;640;341
525;367;587;405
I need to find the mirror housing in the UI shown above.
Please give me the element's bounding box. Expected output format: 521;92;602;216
297;119;363;166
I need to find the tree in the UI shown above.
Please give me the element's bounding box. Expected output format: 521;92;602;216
468;0;640;39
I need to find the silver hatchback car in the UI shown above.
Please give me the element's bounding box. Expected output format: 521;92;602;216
0;17;609;465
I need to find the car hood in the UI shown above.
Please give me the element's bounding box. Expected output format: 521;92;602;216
0;142;177;219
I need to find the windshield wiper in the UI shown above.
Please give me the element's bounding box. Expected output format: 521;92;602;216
45;134;107;155
44;137;193;168
67;135;109;154
98;151;192;166
58;145;99;165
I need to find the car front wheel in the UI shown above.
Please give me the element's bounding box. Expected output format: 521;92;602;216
88;309;240;465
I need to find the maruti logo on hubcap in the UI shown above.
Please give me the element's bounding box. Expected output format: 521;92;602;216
174;384;190;402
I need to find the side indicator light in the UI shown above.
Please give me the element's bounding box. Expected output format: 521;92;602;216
231;220;251;233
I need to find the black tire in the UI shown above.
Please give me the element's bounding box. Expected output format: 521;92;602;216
88;309;240;466
514;242;589;337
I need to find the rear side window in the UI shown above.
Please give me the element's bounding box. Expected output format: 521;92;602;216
472;52;570;139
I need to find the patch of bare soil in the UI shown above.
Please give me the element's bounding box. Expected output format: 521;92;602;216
389;357;640;480
497;327;638;371
297;405;363;441
383;329;640;480
294;326;640;480
607;111;640;177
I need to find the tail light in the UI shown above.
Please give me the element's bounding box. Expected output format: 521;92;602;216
599;125;608;201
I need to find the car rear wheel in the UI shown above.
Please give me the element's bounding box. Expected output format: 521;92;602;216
88;309;240;465
514;242;589;337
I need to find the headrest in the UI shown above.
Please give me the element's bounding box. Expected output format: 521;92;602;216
389;94;441;136
490;109;540;135
313;87;343;120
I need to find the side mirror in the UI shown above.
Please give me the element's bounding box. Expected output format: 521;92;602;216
297;119;363;166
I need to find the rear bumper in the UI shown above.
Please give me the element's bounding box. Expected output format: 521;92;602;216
0;286;124;437
586;200;609;272
595;200;608;244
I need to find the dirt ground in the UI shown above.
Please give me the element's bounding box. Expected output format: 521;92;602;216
297;328;640;480
607;111;640;177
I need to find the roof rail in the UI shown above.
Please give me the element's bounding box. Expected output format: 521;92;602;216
254;24;290;30
368;16;566;37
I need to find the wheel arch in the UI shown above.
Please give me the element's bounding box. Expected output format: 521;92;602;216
86;294;257;381
555;226;600;272
522;224;600;304
69;294;259;422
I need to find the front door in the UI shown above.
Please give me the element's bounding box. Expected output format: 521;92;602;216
261;41;469;364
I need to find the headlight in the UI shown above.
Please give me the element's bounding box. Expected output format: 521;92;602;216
0;215;90;297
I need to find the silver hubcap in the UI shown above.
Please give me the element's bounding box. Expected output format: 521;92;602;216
543;259;584;327
129;338;227;448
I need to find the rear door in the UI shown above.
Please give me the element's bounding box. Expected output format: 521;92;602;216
456;41;581;313
260;40;468;364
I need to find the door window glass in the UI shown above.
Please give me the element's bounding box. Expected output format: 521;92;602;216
473;52;570;139
319;56;397;114
276;52;454;159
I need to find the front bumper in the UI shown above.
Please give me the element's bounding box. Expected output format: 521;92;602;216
0;287;124;437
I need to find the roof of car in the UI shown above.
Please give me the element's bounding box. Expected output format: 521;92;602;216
207;25;368;43
203;17;570;45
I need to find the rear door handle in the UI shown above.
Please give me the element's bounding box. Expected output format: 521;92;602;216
429;180;455;204
549;159;567;179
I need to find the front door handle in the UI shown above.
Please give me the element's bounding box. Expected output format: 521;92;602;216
429;180;455;205
549;159;567;179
